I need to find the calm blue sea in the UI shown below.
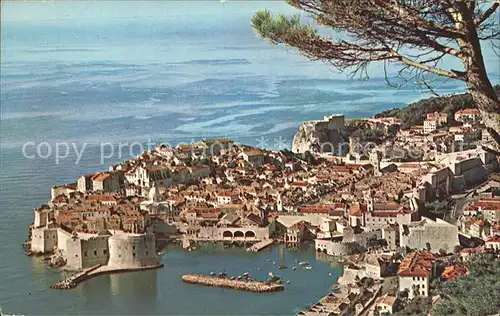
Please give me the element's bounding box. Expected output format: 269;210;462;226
0;1;498;315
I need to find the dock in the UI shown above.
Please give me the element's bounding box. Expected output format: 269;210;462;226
50;264;164;290
246;239;274;252
51;265;102;289
182;274;284;293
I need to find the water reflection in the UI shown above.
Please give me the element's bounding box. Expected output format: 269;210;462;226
315;250;333;263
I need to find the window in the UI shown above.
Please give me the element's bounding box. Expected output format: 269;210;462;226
94;250;97;256
103;250;107;255
133;246;136;250
146;251;149;256
133;253;136;257
84;251;88;257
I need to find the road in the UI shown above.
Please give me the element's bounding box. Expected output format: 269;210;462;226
447;190;477;225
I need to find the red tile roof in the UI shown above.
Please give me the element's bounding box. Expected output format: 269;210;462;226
349;203;367;217
441;265;467;281
487;236;500;243
243;149;263;157
456;108;480;115
398;251;437;277
91;173;110;182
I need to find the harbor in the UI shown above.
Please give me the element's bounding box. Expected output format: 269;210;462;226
182;274;285;293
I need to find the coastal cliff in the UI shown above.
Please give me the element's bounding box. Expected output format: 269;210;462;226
292;114;348;155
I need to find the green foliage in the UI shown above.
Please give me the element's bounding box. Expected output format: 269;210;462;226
303;151;316;165
375;85;500;129
395;297;432;315
351;128;386;141
425;200;447;218
346;242;367;255
432;254;500;316
251;10;316;44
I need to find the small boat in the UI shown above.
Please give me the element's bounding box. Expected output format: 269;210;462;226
257;267;261;270
210;272;216;276
298;261;309;266
266;259;272;262
278;265;287;270
157;251;165;256
272;261;276;265
292;266;296;271
237;276;242;280
328;272;332;276
268;272;274;277
286;280;291;284
218;272;228;278
242;272;250;276
304;266;312;270
230;276;236;280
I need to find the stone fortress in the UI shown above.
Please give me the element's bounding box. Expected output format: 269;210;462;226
292;114;348;154
30;209;160;271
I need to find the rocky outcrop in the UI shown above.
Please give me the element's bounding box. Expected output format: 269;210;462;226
49;249;67;268
292;114;348;155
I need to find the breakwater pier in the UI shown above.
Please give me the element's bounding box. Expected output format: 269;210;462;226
182;274;285;293
51;264;164;290
246;239;274;252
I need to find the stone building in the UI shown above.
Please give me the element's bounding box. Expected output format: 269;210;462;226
30;225;159;271
239;149;264;166
382;224;399;250
400;217;459;253
51;183;77;201
66;231;111;270
423;119;437;134
31;227;59;253
291;114;347;154
77;174;94;193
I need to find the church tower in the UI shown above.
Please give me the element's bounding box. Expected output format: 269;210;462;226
369;150;381;176
364;190;374;212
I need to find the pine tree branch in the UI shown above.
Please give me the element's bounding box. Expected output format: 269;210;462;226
475;2;499;26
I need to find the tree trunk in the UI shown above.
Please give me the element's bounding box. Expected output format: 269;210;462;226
469;88;500;146
460;4;500;147
466;57;500;147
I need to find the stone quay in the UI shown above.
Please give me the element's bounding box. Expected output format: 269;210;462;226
182;274;285;293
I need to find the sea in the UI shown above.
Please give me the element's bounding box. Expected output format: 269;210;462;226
1;1;499;315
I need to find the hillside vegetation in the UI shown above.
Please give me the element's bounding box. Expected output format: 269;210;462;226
375;85;500;129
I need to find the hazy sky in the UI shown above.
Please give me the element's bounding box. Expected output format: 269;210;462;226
1;1;298;23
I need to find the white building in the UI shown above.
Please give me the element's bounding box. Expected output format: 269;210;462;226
398;251;437;299
485;236;500;251
424;119;437;134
